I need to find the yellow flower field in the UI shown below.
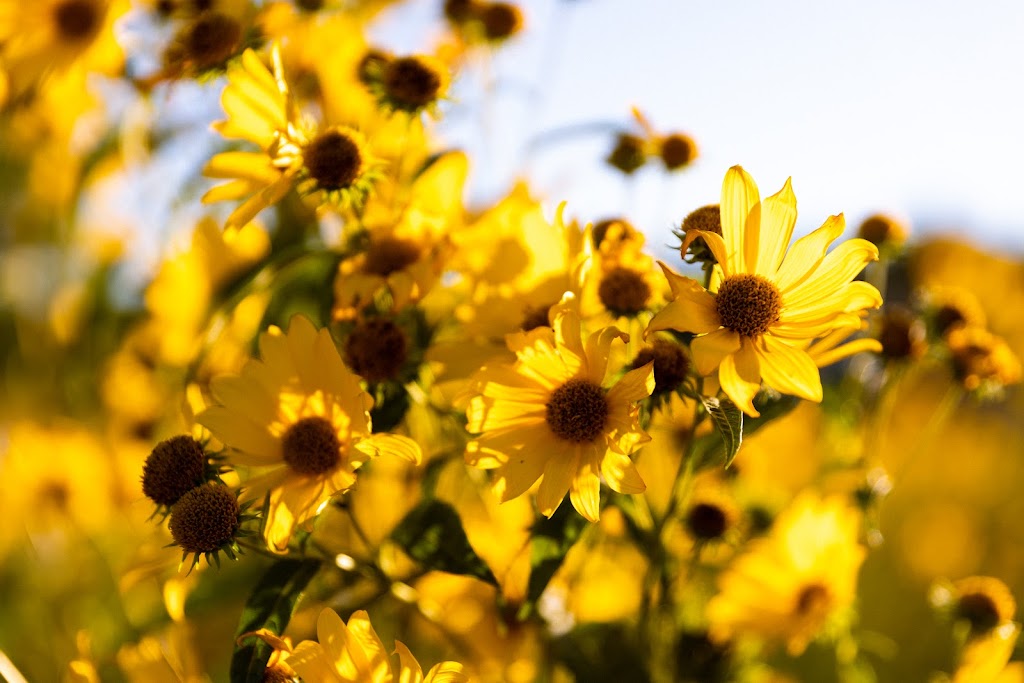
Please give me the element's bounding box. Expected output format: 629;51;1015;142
1;2;1022;682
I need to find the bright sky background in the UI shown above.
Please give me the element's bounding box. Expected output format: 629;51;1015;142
381;0;1024;256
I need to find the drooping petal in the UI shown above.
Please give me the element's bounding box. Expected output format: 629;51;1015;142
422;660;469;683
536;442;579;517
720;166;760;274
601;449;646;495
773;214;846;292
808;337;882;368
752;177;797;277
780;281;882;324
569;455;602;522
584;325;630;386
353;433;423;464
755;336;823;402
718;340;762;417
691;327;742;376
781;239;879;310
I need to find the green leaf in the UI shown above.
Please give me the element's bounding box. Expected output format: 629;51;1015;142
390;500;497;586
370;381;411;433
229;559;321;683
701;395;744;468
518;503;590;620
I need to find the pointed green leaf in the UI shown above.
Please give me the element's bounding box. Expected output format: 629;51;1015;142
518;503;590;620
701;395;743;468
230;559;321;683
390;500;497;586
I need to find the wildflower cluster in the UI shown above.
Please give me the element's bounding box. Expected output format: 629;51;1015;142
0;2;1021;682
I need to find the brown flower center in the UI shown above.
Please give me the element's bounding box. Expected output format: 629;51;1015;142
344;318;408;383
715;274;782;338
934;305;966;338
168;484;239;554
659;133;697;170
54;0;101;41
142;434;207;507
606;133;646;175
383;56;442;111
304;130;364;191
362;236;420;277
794;583;831;617
480;2;523;41
682;205;722;237
591;217;635;248
598;267;651;316
357;49;392;87
520;303;553;331
957;592;1002;633
685;502;729;541
263;664;297;683
631;338;689;394
183;12;242;70
281;416;342;476
545;378;608;443
295;0;325;11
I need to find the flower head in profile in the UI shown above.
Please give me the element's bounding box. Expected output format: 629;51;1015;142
706;493;866;655
198;316;420;552
243;608;467;683
203;46;381;228
647;166;883;416
464;295;654;522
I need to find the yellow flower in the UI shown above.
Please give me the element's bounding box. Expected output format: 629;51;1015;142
946;325;1021;394
953;623;1024;683
250;608;468;683
464;296;655;522
197;315;421;552
203;46;380;228
647;166;882;416
705;493;865;655
0;0;127;94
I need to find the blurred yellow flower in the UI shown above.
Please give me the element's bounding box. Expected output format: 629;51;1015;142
256;608;468;683
953;623;1024;683
706;493;865;655
647;166;882;416
464;296;654;521
203;46;381;228
197;316;421;552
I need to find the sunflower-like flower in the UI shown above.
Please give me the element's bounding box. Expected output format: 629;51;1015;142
203;46;381;228
0;0;127;94
647;166;882;416
243;608;468;683
705;493;865;655
464;296;654;522
197;316;421;552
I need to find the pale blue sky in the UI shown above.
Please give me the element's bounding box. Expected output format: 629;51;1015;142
380;0;1024;255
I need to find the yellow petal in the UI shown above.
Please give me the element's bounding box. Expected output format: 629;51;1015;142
755;335;823;402
569;456;602;522
780;281;882;323
601;450;646;495
781;239;879;310
718;340;761;417
607;362;655;403
645;285;720;337
752;177;797;277
809;337;881;368
395;641;425;683
286;642;336;683
354;433;422;464
720;166;760;275
496;451;548;502
203;151;280;182
536;442;579;517
345;611;391;683
584;325;629;386
773;214;845;292
691;327;742;376
198;406;280;461
423;661;468;683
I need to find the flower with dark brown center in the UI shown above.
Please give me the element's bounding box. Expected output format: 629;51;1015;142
606;133;646;175
715;274;782;338
168;484;240;554
856;213;906;248
951;576;1017;634
520;303;553;331
685;502;730;541
876;308;924;360
591;217;636;248
182;12;242;70
659;133;697;171
480;2;522;41
303;130;364;191
545;378;609;443
344;318;408;383
356;48;392;86
262;663;297;683
53;0;101;41
296;0;325;11
281;416;342;476
934;305;968;338
631;338;689;394
957;593;1002;633
382;56;443;111
362;236;420;277
682;205;722;237
598;266;652;317
142;435;208;507
444;0;478;23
